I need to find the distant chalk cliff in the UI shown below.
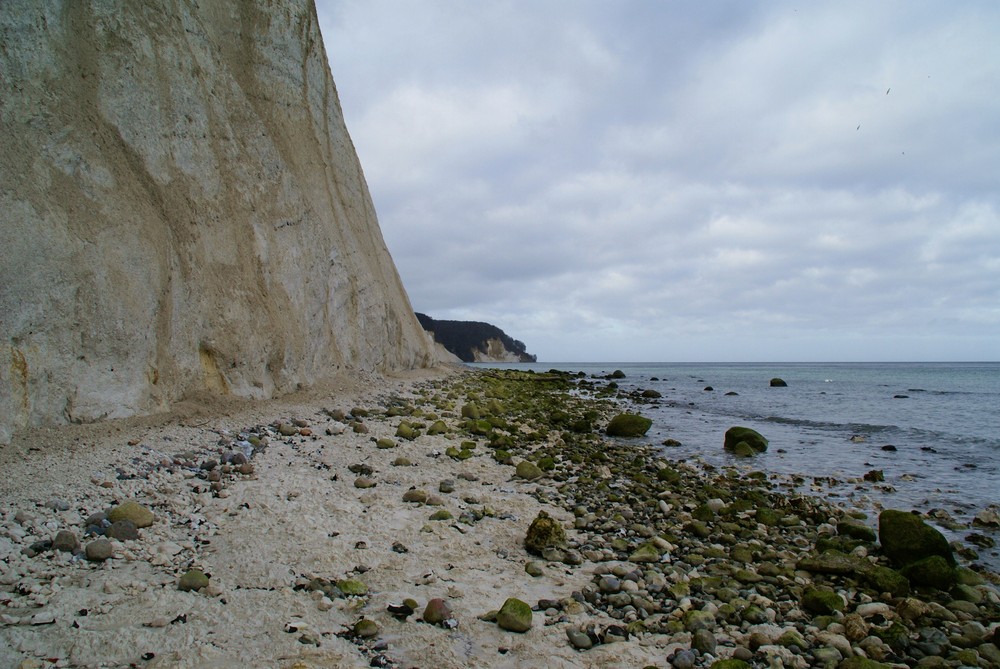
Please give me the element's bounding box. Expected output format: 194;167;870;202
415;314;537;363
0;0;436;443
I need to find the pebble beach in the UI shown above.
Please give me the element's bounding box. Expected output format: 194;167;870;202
1;367;998;669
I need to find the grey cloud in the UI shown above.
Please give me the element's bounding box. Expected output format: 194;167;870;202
319;0;1000;361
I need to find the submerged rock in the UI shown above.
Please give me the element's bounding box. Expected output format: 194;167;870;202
724;426;768;453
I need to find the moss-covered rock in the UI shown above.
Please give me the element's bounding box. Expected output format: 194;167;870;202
496;597;533;632
178;568;209;592
801;586;844;615
724;427;768;453
710;659;750;669
427;420;448;435
899;554;957;590
353;618;379;638
515;460;543;480
837;518;877;542
396;422;419;440
107;501;155;528
336;579;368;596
628;542;662;563
605;413;653;437
524;510;566;556
878;509;955;568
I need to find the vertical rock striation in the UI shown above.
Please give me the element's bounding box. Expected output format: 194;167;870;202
0;0;435;443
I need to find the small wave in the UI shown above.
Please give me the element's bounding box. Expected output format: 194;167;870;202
761;415;896;433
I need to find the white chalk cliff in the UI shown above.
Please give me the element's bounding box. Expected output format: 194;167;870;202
0;0;436;443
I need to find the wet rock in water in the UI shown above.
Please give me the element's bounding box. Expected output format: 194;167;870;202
107;500;154;528
515;460;543;480
605;413;652;437
496;597;533;632
724;426;768;453
178;569;210;592
85;538;113;561
878;509;955;568
106;520;140;541
422;598;452;625
864;469;885;482
641;389;662;398
972;506;1000;527
769;377;787;387
52;530;79;553
524;511;566;556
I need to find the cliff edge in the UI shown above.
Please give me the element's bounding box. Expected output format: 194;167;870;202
0;0;435;443
415;313;537;364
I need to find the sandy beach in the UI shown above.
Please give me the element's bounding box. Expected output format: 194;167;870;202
2;367;998;669
0;367;654;668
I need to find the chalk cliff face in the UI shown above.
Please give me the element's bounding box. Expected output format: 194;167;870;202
0;0;435;442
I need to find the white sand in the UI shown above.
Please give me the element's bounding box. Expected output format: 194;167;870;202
0;368;669;668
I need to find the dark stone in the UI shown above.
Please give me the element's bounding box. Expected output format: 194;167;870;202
769;378;788;387
105;520;139;541
724;427;768;453
899;555;957;590
605;413;653;437
52;530;80;553
878;509;955;568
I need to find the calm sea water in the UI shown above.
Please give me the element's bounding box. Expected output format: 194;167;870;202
472;361;1000;568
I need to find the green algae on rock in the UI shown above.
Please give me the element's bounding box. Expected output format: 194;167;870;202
107;500;155;528
878;509;956;568
605;413;653;437
524;510;566;555
496;597;533;632
723;426;768;453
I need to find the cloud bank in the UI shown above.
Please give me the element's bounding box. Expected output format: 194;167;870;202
318;1;1000;361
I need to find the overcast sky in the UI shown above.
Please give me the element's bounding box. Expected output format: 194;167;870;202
316;1;1000;362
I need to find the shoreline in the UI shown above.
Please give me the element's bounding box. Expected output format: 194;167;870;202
1;368;998;668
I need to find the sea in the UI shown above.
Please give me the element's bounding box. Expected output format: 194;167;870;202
470;361;1000;571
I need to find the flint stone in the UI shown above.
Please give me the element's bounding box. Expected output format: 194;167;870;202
422;598;451;625
85;538;113;561
106;520;140;541
52;530;79;553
